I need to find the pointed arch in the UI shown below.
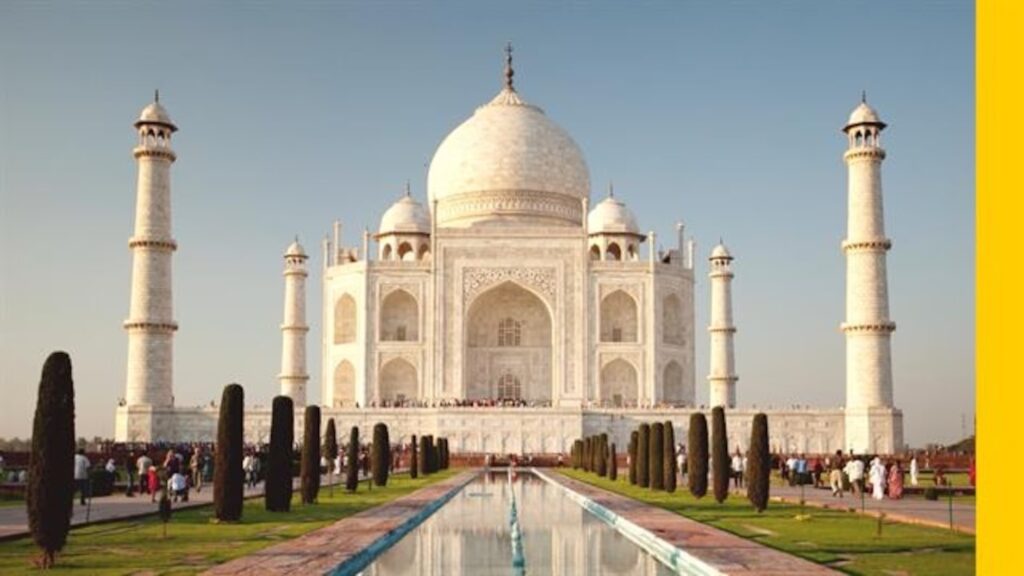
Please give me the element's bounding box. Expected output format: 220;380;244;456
381;243;393;261
334;294;357;344
379;358;417;402
589;244;601;261
397;242;414;261
333;360;355;407
662;293;685;345
606;242;622;261
381;289;418;342
663;360;686;406
600;359;638;407
600;290;638;342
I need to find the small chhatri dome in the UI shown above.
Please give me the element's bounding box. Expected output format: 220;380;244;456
427;45;590;227
379;191;431;235
845;95;885;131
588;190;640;235
710;242;732;260
135;90;177;131
285;237;306;257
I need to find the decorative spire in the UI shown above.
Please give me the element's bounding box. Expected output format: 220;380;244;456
155;89;160;103
608;181;614;198
861;90;867;104
404;180;411;197
504;42;515;91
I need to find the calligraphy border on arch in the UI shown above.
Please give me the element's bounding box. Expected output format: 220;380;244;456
463;266;557;305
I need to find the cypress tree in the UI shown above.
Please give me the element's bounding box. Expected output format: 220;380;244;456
712;407;730;503
345;426;359;492
628;431;638;485
410;434;418;479
663;421;677;493
649;422;665;490
427;435;437;473
637;424;650;487
747;413;770;512
27;352;75;568
323;418;338;496
418;435;430;476
608;443;618;481
300;406;321;504
215;384;244;522
688;412;709;499
597;433;608;477
582;437;590;472
440;438;449;469
572;439;581;469
371;423;390;486
265;395;294;511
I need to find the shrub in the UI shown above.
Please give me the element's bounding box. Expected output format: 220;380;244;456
597;433;608;477
301;406;321;504
637;424;650;488
323;418;338;495
663;421;676;493
345;426;359;492
418;435;430;476
440;438;449;469
266;396;294;511
688;412;709;499
583;436;591;472
27;351;76;568
609;443;618;481
747;413;770;512
410;434;418;479
628;431;638;485
712;407;730;503
215;384;244;522
89;469;115;497
649;422;665;490
924;487;939;501
371;423;390;486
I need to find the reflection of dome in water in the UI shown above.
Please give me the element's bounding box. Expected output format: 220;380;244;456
427;52;590;228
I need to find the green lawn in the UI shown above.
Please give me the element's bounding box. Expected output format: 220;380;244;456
560;469;975;576
0;470;460;575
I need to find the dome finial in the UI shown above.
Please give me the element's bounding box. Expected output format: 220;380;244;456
404;180;411;197
155;89;160;103
608;181;614;198
861;90;867;104
504;42;515;91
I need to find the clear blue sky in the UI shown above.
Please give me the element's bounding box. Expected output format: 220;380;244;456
0;2;973;446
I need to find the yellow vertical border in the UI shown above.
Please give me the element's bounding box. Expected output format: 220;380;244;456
978;0;1022;570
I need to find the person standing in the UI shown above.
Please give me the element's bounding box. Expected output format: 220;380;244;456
909;454;919;486
125;452;136;497
869;457;886;500
844;456;865;497
136;452;152;495
73;448;91;506
829;451;845;497
731;449;744;489
190;448;204;493
887;461;904;499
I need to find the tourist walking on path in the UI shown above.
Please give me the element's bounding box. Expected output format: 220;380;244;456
910;454;919;486
829;451;845;497
73;448;90;506
190;449;204;493
136;452;152;495
731;449;744;489
147;466;159;502
888;461;904;499
125;452;136;496
844;457;864;497
869;457;886;500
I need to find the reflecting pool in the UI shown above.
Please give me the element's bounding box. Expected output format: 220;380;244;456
355;470;675;575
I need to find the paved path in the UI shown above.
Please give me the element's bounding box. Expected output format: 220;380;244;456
551;472;836;575
768;484;975;534
203;471;476;576
0;474;359;541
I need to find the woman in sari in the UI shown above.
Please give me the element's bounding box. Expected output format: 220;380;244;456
887;461;904;499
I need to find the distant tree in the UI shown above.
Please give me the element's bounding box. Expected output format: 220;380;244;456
410;434;419;479
371;423;390;486
663;421;677;493
609;443;618;481
27;351;76;568
712;407;730;503
747;413;770;512
637;424;650;488
597;433;608;477
649;422;665;490
439;438;449;470
265;396;294;512
426;435;437;473
345;426;359;492
301;406;321;504
158;489;172;539
215;384;244;522
688;412;709;499
323;418;338;497
628;430;639;485
418;435;430;476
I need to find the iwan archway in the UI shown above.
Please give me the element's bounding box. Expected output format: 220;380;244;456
464;281;553;403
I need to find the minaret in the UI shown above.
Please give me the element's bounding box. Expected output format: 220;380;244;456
841;95;899;453
124;92;178;408
708;242;737;408
279;238;309;405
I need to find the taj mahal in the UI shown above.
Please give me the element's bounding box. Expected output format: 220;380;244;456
115;48;903;455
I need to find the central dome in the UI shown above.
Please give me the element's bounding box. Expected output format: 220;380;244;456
427;85;591;228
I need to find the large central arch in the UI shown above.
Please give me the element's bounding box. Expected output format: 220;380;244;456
465;281;553;402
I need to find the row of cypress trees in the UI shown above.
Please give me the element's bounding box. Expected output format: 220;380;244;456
415;434;450;476
573;408;771;512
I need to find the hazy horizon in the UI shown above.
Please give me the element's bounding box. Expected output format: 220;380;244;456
0;2;974;447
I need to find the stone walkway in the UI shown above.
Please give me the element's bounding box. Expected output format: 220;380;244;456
203;471;476;575
0;474;355;541
550;472;836;575
769;484;975;534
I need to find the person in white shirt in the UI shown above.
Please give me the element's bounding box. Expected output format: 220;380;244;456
136;453;153;495
242;454;253;490
844;457;865;497
74;449;91;505
105;459;117;474
731;450;744;489
869;457;886;500
168;471;188;502
910;455;919;486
